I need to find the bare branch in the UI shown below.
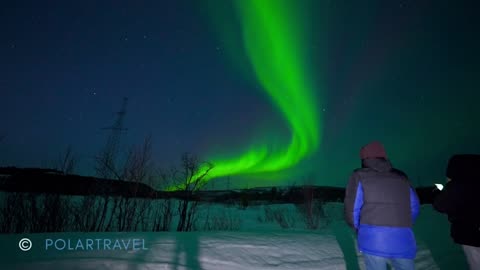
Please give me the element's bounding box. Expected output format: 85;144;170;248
55;145;76;175
58;145;76;174
122;135;153;183
96;156;123;180
192;162;214;191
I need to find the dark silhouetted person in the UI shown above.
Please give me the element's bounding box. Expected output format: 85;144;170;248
433;154;480;269
344;141;420;270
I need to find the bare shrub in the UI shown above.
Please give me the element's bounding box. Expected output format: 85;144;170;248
296;199;327;230
0;192;28;233
35;194;72;232
0;192;73;233
273;207;296;229
74;195;105;232
261;205;296;229
203;209;241;231
151;199;173;232
263;205;275;222
92;136;155;232
149;171;173;232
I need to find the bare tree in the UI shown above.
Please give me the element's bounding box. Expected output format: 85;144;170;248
175;153;213;231
115;135;154;231
84;135;157;232
72;140;118;232
88;134;126;232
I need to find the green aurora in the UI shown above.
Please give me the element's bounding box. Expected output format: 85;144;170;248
170;0;323;189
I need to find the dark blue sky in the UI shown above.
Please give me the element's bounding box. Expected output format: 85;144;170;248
0;1;269;170
1;1;479;187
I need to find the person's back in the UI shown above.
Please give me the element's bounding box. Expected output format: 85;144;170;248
344;141;420;270
433;154;480;269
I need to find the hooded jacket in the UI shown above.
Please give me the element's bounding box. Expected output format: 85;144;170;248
344;158;420;259
433;154;480;247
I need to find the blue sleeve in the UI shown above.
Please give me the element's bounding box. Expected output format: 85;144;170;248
410;187;420;222
353;182;364;228
344;173;362;229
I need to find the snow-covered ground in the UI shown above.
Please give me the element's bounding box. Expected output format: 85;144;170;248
0;204;468;270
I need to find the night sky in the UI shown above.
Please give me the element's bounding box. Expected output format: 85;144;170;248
1;0;479;188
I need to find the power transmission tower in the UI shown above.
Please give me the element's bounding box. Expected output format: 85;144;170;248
96;97;128;179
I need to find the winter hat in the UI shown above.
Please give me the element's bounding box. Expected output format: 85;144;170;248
446;154;480;182
360;141;387;160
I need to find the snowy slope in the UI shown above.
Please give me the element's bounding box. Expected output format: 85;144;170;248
0;204;467;270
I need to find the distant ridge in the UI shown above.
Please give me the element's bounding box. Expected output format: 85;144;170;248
0;166;156;198
0;167;439;204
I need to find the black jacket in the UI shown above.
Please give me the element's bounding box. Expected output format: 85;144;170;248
433;154;480;247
